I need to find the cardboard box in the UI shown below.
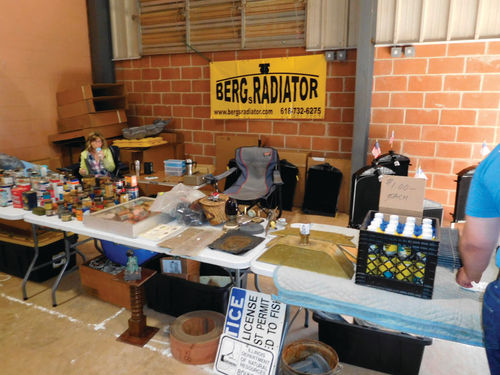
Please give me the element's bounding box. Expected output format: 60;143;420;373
79;255;132;309
160;256;200;282
279;150;311;208
57;109;127;133
120;143;177;175
56;84;126;106
307;157;352;214
57;96;127;119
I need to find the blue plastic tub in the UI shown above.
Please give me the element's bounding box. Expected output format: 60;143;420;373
100;240;157;266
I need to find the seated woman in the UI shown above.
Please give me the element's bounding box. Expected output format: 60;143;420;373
79;132;115;177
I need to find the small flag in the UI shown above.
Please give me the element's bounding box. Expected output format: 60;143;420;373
371;141;381;158
480;141;490;158
389;131;394;147
415;166;428;180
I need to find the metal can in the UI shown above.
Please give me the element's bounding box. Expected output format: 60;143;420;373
60;210;73;222
397;245;412;260
0;188;9;207
395;260;413;282
383;244;398;257
366;254;380;276
415;251;427;263
119;192;129;203
0;185;12;204
412;261;426;285
378;256;397;279
104;182;114;197
22;190;38;210
127;186;139;200
0;175;14;186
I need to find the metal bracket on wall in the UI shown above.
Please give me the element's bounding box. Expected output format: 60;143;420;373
185;42;212;62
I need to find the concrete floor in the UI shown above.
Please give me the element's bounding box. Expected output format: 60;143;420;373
0;211;490;374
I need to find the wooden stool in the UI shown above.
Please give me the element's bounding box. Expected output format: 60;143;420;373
116;268;159;347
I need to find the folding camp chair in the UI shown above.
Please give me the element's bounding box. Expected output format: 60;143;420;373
204;146;284;218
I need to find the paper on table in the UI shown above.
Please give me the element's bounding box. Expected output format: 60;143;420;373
158;227;223;256
139;224;184;241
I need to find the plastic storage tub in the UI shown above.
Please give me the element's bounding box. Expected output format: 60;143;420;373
143;256;234;317
100;240;157;266
0;235;77;282
313;312;432;375
165;166;185;176
164;159;186;176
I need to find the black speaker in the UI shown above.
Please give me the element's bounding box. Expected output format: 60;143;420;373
349;165;396;228
302;163;343;217
374;150;411;176
452;166;476;222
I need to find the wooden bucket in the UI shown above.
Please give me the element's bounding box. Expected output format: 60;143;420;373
199;194;228;225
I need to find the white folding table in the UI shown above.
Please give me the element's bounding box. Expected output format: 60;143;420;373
23;212;275;304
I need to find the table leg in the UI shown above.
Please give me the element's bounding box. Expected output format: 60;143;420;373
50;231;72;307
22;224;40;300
117;284;159;347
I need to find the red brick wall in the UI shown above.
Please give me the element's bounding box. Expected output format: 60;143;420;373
115;47;356;165
371;41;500;223
115;41;500;224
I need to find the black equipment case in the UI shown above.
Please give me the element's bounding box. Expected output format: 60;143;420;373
279;159;299;211
349;165;396;228
373;150;411;176
302;163;343;217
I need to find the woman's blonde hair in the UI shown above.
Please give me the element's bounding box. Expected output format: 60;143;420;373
85;132;108;152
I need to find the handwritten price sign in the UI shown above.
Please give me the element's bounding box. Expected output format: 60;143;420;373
379;175;425;215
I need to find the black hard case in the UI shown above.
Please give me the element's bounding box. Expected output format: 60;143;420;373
302;163;342;217
374;150;411;176
349;165;396;228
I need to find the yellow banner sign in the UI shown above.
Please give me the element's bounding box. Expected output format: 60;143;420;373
210;55;326;119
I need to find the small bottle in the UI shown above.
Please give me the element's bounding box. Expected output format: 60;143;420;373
135;160;140;178
300;223;311;245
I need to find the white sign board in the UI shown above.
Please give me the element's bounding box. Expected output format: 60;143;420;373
214;287;286;375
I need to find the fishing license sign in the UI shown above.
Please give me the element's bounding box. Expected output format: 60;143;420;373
210;55;326;119
214;287;286;375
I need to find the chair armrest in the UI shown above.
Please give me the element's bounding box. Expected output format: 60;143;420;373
203;167;238;185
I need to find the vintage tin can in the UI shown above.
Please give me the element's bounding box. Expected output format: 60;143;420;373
104;182;114;197
22;190;37;210
395;260;413;282
0;175;14;186
0;188;9;207
366;254;380;276
0;185;12;204
127;186;139;200
60;210;73;222
12;185;31;208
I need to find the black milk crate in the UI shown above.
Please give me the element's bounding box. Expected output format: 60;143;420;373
355;210;440;299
